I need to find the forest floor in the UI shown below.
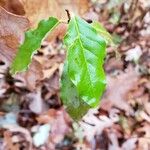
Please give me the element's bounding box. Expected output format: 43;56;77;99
0;0;150;149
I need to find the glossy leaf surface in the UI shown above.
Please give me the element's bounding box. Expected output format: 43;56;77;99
10;17;59;74
64;16;106;107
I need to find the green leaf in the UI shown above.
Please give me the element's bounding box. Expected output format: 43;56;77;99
92;21;113;45
10;17;59;74
61;62;90;121
64;16;106;107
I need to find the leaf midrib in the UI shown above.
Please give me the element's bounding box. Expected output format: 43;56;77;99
74;17;95;99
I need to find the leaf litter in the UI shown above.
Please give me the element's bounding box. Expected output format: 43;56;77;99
0;0;150;149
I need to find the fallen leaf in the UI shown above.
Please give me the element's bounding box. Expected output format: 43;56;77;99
3;124;32;149
83;9;99;21
105;57;123;73
0;6;29;67
121;138;137;150
20;0;63;28
46;23;67;41
144;102;150;115
125;45;142;62
42;63;59;79
33;124;51;147
14;59;43;90
0;0;25;15
101;66;139;113
108;133;120;150
4;131;19;150
80;108;119;141
37;109;70;144
34;51;64;71
139;111;150;122
137;123;150;150
57;0;89;16
28;87;47;114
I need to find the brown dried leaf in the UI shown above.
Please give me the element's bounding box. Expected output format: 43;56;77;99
20;0;63;28
0;7;44;90
19;0;68;40
14;59;43;90
0;6;29;67
4;131;19;150
3;124;32;149
0;0;25;15
101;66;139;112
80;109;119;141
19;0;90;40
137;123;150;150
57;0;90;15
28;87;47;114
37;109;70;144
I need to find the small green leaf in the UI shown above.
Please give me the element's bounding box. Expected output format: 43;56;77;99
92;21;113;45
64;16;106;107
61;62;90;121
10;17;59;74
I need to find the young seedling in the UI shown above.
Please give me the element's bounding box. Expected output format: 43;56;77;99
10;12;112;120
